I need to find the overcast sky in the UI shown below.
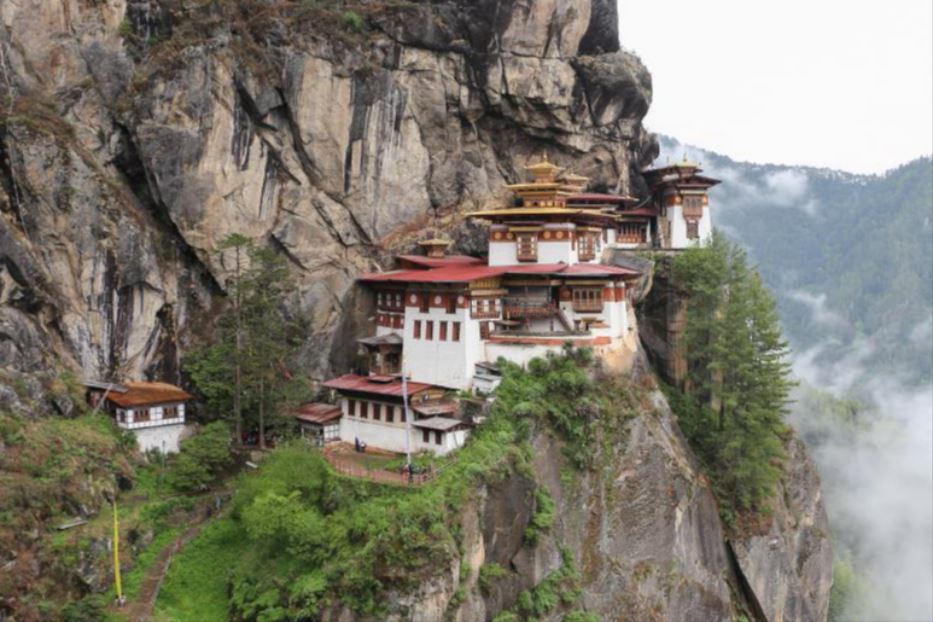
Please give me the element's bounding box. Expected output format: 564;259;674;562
619;0;933;174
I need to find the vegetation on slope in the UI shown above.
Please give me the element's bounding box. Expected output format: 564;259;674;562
156;349;639;621
666;232;794;521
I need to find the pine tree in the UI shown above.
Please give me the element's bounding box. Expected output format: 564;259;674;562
671;231;794;514
185;236;310;445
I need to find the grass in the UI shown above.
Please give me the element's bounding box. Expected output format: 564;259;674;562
154;518;247;621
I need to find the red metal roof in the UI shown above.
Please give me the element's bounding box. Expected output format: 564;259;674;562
106;381;193;408
360;265;506;283
294;403;342;424
396;255;484;269
323;374;434;397
361;261;640;284
558;264;641;277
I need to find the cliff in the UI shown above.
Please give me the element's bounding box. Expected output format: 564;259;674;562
0;2;833;621
0;0;655;390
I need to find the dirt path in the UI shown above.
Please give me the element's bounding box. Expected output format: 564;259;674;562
114;497;226;622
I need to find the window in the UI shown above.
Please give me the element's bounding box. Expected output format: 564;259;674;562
434;431;443;445
572;288;603;312
361;402;369;419
400;406;406;423
164;405;177;419
578;234;596;261
439;321;448;341
377;292;383;306
426;321;434;340
686;219;700;239
480;321;491;339
413;320;421;339
347;399;356;417
386;406;394;423
446;295;457;314
422;429;430;443
374;403;382;421
683;194;704;217
419;294;430;313
135;408;150;422
516;233;538;261
452;321;461;342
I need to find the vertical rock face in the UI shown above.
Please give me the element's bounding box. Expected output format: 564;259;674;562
0;0;657;386
349;364;832;622
729;436;834;622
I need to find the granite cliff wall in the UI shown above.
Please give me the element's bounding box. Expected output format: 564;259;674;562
0;0;656;402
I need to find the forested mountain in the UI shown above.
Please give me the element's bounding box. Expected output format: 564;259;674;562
659;136;933;386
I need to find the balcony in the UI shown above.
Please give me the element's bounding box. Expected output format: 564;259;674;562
572;300;604;313
118;416;185;430
503;299;555;319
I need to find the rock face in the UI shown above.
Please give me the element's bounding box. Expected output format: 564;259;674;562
338;361;832;622
729;436;834;622
0;0;657;386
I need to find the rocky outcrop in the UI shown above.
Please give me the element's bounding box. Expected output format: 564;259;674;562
345;360;832;622
0;0;657;385
729;436;834;622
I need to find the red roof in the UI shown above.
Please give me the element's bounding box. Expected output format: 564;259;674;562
397;255;484;269
557;264;641;277
323;374;434;397
106;381;193;408
360;265;505;283
294;403;342;424
361;261;640;284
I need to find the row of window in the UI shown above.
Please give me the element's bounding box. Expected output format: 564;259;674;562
347;399;406;423
422;429;444;445
412;320;461;342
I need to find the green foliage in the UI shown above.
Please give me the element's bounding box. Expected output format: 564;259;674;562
157;351;641;619
670;232;794;515
59;597;106;622
185;234;312;442
563;611;600;622
494;345;601;469
169;422;235;493
503;549;583;621
828;554;872;621
524;487;556;546
341;10;364;31
479;562;510;594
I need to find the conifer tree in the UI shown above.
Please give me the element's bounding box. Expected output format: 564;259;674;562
186;236;310;445
671;231;793;514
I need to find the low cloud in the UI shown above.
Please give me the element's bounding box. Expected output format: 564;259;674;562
657;138;821;216
788;290;849;331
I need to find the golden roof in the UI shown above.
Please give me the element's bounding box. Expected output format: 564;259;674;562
419;238;452;246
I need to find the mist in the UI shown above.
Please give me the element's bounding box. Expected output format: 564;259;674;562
791;342;933;621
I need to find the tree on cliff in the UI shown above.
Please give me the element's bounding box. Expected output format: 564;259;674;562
185;236;310;447
671;232;794;515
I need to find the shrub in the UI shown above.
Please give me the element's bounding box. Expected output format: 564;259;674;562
342;10;364;32
169;422;234;493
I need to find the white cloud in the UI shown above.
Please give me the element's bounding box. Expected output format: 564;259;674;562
788;290;847;330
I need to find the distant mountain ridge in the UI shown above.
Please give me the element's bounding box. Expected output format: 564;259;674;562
657;136;933;386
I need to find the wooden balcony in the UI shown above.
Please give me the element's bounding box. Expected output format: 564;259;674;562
572;301;603;313
504;300;555;318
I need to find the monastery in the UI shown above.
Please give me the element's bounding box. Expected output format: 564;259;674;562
311;156;720;456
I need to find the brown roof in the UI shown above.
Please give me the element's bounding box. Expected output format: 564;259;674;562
294;403;342;425
106;381;193;408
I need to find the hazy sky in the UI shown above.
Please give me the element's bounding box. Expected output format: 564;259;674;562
619;0;933;174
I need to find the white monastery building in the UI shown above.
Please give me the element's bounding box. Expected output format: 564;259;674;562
320;156;720;455
85;380;193;453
